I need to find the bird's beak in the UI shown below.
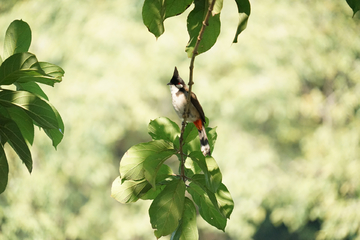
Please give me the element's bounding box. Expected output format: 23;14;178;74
167;82;171;85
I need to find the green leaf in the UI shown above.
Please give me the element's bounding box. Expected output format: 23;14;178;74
120;140;173;181
148;117;180;142
3;20;31;60
0;144;9;194
233;0;251;43
39;62;65;80
215;183;234;219
111;177;151;203
149;178;186;238
15;81;49;100
0;106;34;145
16;62;64;87
186;0;221;58
183;124;217;154
142;0;193;38
346;0;360;16
212;0;223;15
43;104;64;148
0;90;59;129
143;149;176;188
171;197;198;240
188;176;227;231
0;52;45;85
0;117;32;173
140;164;174;200
189;152;222;193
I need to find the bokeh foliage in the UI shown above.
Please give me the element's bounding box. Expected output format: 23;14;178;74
0;0;359;240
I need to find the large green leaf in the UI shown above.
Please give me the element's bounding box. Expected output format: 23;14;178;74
149;178;186;238
111;177;151;204
233;0;251;43
148;117;180;143
0;106;34;145
0;144;9;194
188;175;227;231
171;197;198;240
0;117;32;173
43;103;64;148
346;0;360;16
143;149;176;188
142;0;193;38
3;20;31;60
186;0;221;58
189;152;222;193
15;81;49;100
0;90;59;130
215;183;234;219
120;140;174;181
0;52;45;85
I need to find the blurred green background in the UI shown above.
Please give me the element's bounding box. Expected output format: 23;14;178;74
1;0;360;239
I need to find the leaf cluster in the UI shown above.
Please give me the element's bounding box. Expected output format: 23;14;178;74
111;117;234;239
142;0;251;57
0;20;64;194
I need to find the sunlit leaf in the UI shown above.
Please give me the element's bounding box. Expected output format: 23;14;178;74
0;144;9;194
0;117;32;173
3;20;31;60
43;103;64;148
111;177;151;203
143;149;176;188
149;178;186;238
140;164;174;200
189;152;221;193
186;0;221;58
120;140;173;181
148;117;180;142
0;90;59;129
0;52;45;85
233;0;251;43
212;0;223;15
215;183;234;219
188;175;227;231
171;197;198;240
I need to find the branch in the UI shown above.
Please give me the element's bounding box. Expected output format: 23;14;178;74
179;0;217;180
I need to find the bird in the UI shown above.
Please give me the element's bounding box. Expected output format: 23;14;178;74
167;67;210;156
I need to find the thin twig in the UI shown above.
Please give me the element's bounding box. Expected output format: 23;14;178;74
179;0;217;181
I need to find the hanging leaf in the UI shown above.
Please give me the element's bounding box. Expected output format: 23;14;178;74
0;117;32;173
148;117;180;143
346;0;360;16
0;90;59;129
142;0;193;38
171;197;199;240
149;178;186;238
0;144;9;194
233;0;251;43
186;0;221;58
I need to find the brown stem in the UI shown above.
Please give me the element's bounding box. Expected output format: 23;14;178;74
179;0;217;181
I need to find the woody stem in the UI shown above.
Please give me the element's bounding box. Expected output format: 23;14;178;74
179;0;216;181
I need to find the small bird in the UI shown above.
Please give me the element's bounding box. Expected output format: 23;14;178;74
167;67;210;156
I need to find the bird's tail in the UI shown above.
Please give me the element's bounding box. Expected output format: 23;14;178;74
194;119;210;156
